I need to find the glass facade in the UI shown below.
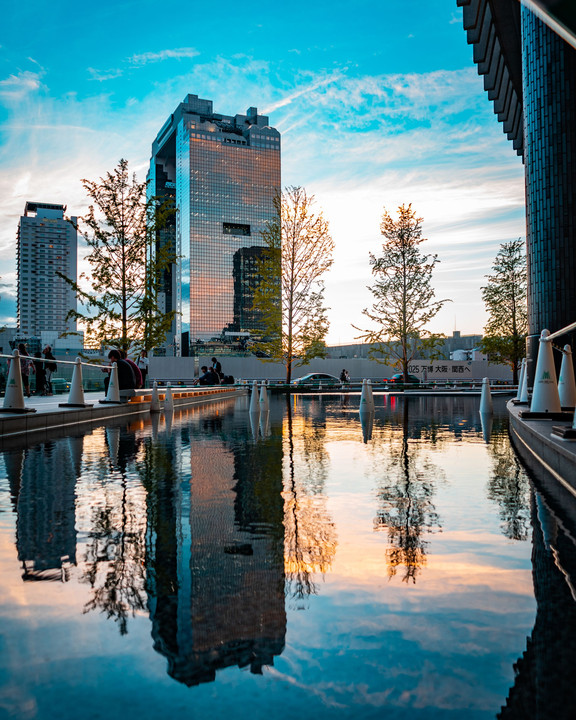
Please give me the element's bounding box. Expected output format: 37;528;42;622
521;8;576;363
149;95;281;354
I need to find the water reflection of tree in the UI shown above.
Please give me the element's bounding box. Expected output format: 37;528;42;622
486;421;530;541
283;398;337;607
80;428;147;635
374;401;441;583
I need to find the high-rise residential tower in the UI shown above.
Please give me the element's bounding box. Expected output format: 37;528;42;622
17;202;77;337
148;94;281;355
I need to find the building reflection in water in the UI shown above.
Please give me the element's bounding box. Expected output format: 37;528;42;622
5;441;78;582
142;403;287;686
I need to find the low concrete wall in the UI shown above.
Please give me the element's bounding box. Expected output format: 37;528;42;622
149;356;512;383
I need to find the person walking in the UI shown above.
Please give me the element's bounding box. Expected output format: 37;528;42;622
137;350;149;388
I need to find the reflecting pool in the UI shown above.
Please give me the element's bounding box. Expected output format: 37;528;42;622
0;393;575;719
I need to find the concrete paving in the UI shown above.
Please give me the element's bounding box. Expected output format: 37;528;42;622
0;387;246;447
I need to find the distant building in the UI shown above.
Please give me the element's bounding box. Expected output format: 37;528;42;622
17;202;77;338
326;331;483;360
148;94;281;355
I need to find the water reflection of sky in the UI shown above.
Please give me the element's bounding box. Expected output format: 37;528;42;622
0;394;568;719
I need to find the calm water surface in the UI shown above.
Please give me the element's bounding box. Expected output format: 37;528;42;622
0;393;573;719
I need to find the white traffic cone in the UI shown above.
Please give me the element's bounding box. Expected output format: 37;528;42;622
479;377;493;414
100;362;121;404
150;380;161;413
164;382;174;414
249;380;260;414
515;359;526;401
558;345;576;408
259;382;269;412
0;350;35;413
530;330;561;413
60;358;92;407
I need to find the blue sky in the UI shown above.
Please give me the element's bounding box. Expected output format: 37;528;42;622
0;0;526;344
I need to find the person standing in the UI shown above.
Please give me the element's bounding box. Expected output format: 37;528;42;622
17;343;34;398
211;357;223;382
33;352;46;395
42;346;57;396
137;350;149;388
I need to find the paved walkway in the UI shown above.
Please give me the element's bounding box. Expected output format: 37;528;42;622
0;391;106;416
0;387;245;446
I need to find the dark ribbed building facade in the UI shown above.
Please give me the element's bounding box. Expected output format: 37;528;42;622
459;0;576;379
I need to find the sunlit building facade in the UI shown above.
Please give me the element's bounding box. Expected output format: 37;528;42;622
148;94;281;354
16;202;77;337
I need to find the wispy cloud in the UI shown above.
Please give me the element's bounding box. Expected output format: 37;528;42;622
129;47;199;66
0;71;43;101
87;67;124;82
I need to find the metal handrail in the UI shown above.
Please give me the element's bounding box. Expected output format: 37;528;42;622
0;352;113;369
545;321;576;342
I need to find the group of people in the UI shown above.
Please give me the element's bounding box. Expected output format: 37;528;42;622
104;349;149;391
13;344;57;398
196;357;227;386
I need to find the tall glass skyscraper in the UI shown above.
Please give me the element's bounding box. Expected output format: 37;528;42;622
148;94;281;355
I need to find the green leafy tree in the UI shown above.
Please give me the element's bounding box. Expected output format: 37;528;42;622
253;186;334;383
60;159;176;354
357;204;449;378
480;238;527;384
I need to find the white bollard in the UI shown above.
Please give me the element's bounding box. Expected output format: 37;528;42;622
0;350;35;414
530;330;562;413
479;377;493;414
360;410;374;443
519;358;529;403
479;411;493;443
60;358;92;408
558;345;576;408
249;410;260;440
249;380;260;414
259;382;269;412
515;359;526;401
150;380;161;413
100;362;121;404
164;382;174;414
360;379;371;413
366;379;375;411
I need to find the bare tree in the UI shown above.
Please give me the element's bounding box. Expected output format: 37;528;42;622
357;204;449;379
253;186;334;383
